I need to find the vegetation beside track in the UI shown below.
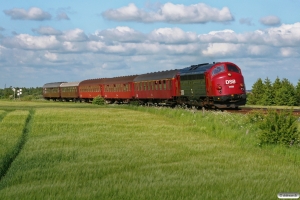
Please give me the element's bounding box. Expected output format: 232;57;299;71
0;101;299;199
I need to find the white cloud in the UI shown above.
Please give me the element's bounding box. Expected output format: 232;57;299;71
58;29;88;42
148;27;198;44
44;51;58;61
32;26;62;35
3;7;51;21
2;34;60;50
260;15;281;26
202;43;242;57
280;47;299;57
199;29;238;43
95;26;146;43
56;12;70;20
247;45;273;56
199;23;300;47
102;3;234;24
1;23;300;88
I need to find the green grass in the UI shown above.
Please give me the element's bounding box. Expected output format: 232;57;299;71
0;110;30;180
0;102;299;199
243;105;300;110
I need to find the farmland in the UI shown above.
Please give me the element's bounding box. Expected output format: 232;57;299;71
0;101;299;199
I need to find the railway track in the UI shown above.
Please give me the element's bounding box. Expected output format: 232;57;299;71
224;107;300;116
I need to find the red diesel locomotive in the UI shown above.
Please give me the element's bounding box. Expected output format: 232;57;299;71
42;62;246;108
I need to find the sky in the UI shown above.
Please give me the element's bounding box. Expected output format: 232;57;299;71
0;0;300;89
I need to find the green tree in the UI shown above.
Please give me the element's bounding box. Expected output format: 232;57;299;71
274;78;297;106
296;79;300;106
261;77;274;106
272;77;282;92
247;78;265;105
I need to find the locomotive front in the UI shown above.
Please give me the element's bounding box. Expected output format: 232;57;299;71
208;62;246;108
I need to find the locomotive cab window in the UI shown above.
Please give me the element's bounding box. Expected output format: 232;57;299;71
211;65;225;76
227;64;240;73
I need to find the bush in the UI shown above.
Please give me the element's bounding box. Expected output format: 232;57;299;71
129;100;140;106
248;109;300;147
92;96;105;105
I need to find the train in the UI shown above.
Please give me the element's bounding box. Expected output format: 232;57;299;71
43;62;247;109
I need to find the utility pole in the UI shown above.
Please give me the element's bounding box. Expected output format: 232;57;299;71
12;87;15;100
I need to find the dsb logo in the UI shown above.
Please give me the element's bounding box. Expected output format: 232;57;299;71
225;79;236;84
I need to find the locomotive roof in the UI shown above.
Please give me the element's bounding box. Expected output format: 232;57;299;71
179;63;214;76
60;81;80;87
43;82;66;88
133;70;179;82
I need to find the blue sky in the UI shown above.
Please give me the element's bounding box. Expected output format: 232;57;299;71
0;0;299;89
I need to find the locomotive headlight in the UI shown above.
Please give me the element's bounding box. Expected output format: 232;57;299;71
217;85;222;90
228;73;232;77
240;83;244;90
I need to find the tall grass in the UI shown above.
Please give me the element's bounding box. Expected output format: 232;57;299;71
0;110;30;180
0;102;299;199
0;110;7;122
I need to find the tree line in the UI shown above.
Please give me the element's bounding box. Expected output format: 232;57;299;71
0;87;43;100
247;77;300;106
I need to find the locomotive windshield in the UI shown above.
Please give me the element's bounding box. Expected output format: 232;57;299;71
211;65;225;76
227;64;240;73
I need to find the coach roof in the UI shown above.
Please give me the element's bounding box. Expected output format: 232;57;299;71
43;82;66;88
60;82;81;87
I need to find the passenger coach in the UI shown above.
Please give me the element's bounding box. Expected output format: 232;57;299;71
133;70;180;106
43;82;66;101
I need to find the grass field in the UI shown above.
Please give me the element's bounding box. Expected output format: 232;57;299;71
0;101;299;199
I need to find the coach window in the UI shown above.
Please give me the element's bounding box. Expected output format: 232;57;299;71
158;80;161;90
163;80;166;90
212;65;225;76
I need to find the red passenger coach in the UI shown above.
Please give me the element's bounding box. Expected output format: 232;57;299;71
102;75;138;103
133;70;180;105
78;78;107;102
